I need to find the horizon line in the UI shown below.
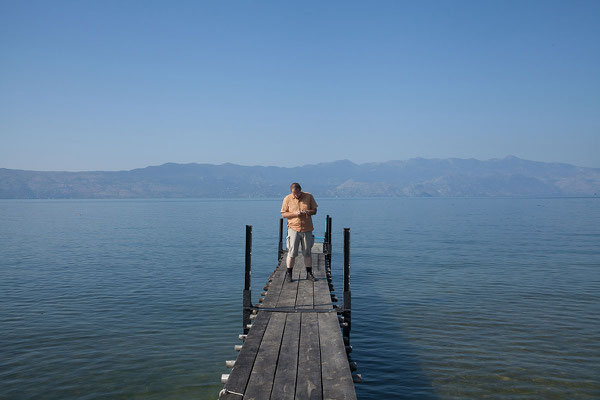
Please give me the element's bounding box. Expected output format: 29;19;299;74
1;155;597;173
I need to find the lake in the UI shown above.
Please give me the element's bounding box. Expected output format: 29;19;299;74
1;198;599;399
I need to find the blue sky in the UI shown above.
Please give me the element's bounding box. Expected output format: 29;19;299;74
1;0;599;170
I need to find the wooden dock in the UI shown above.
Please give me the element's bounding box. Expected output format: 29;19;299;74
219;218;359;399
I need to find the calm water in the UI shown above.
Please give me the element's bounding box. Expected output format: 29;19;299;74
1;198;599;399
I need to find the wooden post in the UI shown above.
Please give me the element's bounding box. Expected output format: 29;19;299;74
278;218;284;261
327;216;333;271
326;215;332;250
243;225;252;334
324;214;330;251
343;227;351;340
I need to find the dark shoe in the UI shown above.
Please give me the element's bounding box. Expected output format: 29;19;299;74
285;269;293;283
307;271;317;282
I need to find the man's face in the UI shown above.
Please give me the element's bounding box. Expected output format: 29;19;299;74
291;188;301;199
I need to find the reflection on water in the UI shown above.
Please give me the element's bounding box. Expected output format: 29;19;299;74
1;198;599;399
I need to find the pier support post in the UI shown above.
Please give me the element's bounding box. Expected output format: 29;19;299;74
326;215;332;272
278;218;284;262
243;225;253;334
324;214;330;248
324;215;329;266
343;228;351;340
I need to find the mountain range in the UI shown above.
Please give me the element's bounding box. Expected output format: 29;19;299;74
1;156;599;199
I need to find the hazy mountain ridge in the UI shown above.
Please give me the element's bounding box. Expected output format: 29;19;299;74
1;156;599;199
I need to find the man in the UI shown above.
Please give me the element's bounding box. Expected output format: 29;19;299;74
280;182;318;283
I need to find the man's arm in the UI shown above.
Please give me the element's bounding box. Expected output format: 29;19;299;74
282;210;313;218
304;194;317;215
281;197;299;219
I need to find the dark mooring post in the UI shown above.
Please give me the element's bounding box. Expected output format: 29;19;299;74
243;225;253;335
343;227;351;340
278;218;284;262
324;215;330;255
326;215;333;271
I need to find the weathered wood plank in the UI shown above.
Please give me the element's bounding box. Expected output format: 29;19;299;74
220;259;287;399
295;312;322;400
244;312;287;400
295;274;313;310
262;261;287;308
313;278;332;312
318;312;357;400
312;253;327;279
221;311;271;399
270;313;301;400
277;259;301;308
294;255;305;277
297;257;307;281
295;252;313;311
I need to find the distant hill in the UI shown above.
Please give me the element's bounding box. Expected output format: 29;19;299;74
1;156;599;199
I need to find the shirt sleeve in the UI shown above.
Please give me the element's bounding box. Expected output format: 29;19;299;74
281;197;289;213
311;194;318;209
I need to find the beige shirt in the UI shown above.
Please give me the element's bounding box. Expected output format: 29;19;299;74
281;192;318;232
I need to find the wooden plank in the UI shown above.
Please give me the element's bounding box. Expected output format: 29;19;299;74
270;313;301;400
277;260;300;308
295;252;321;311
221;311;271;399
244;312;287;399
318;312;357;400
295;273;313;310
313;279;332;312
221;258;287;399
262;260;287;308
295;312;322;400
313;253;326;278
294;255;305;277
293;253;313;311
311;252;331;312
312;242;324;253
296;257;307;281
